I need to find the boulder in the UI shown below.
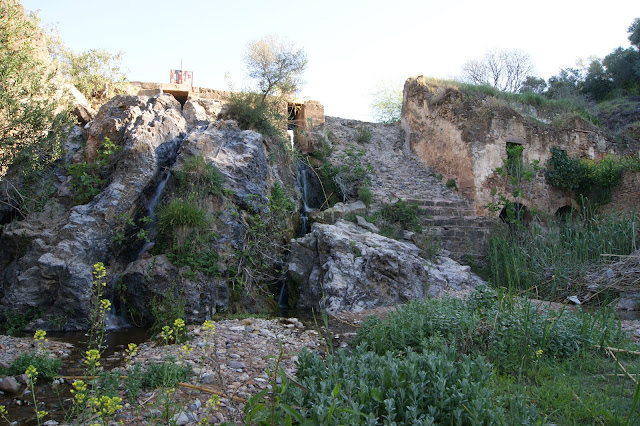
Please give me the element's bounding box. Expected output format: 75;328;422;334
177;120;274;209
66;84;96;125
0;376;20;394
287;220;429;313
287;220;483;313
120;255;230;323
183;99;224;128
309;201;366;225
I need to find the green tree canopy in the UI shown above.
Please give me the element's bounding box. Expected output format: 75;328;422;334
371;81;402;124
0;0;71;175
245;34;307;102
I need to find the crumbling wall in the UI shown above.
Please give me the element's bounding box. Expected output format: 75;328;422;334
401;76;612;216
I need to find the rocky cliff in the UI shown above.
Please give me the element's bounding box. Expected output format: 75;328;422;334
0;93;298;330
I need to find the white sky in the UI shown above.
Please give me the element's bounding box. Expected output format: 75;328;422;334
22;0;640;122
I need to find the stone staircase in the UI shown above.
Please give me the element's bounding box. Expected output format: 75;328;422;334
323;116;498;261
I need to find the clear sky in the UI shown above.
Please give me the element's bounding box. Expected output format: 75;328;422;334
21;0;640;122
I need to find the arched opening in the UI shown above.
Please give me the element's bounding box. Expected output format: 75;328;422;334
555;205;577;223
163;90;189;107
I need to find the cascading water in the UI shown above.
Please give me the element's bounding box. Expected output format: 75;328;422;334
136;170;171;258
107;170;172;329
279;161;314;309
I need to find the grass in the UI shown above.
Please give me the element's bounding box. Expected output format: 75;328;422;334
486;209;639;300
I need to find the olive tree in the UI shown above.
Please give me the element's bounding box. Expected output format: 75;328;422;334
461;48;535;92
371;81;403;124
245;34;308;102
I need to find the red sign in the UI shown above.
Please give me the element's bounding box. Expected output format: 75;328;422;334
170;69;193;86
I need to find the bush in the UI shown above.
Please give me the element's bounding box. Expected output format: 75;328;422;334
283;344;535;424
544;147;637;205
355;125;372;143
356;185;373;207
174;155;226;197
225;91;285;137
0;352;61;379
445;178;458;191
156;198;209;234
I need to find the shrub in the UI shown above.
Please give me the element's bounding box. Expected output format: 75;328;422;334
356;185;373;207
355;125;372;143
225;91;285;137
174;155;226;197
545;147;637;205
156;198;209;235
445;178;458;191
283;344;535;424
67;137;122;204
0;352;61;379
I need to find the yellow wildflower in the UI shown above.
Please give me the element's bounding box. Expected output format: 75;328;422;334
33;330;47;341
181;344;193;354
0;405;7;415
174;318;185;329
100;299;111;311
85;349;101;367
202;320;216;334
125;343;138;357
25;365;38;383
37;410;48;420
536;349;543;358
205;395;221;410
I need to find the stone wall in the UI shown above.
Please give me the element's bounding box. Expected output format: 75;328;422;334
603;171;640;215
401;76;614;216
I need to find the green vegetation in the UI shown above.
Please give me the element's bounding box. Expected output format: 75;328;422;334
271;288;638;424
486;209;639;300
545;147;640;206
154;155;227;275
370;80;403;124
0;0;73;216
0;352;61;379
0;306;42;336
225;91;287;138
355;125;372;143
445;178;458;191
231;182;296;305
67;137;122;204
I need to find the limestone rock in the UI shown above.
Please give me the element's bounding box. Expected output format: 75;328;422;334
288;219;429;313
177;120;274;209
288;220;483;313
120;255;229;324
309;201;366;225
0;376;20;394
183;99;224;128
424;255;484;297
67;84;96;125
356;215;379;233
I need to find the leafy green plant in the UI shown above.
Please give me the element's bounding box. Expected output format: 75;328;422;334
545;147;639;205
174;155;226;197
0;352;61;379
445;178;458;191
67;137;122;204
225;91;286;137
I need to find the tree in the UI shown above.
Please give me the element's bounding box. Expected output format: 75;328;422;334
629;17;640;49
42;23;128;107
519;76;547;94
371;81;402;123
461;48;535;92
0;0;70;176
245;35;307;102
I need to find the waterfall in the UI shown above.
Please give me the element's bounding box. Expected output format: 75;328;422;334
136;171;171;258
279;161;314;309
296;161;313;237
